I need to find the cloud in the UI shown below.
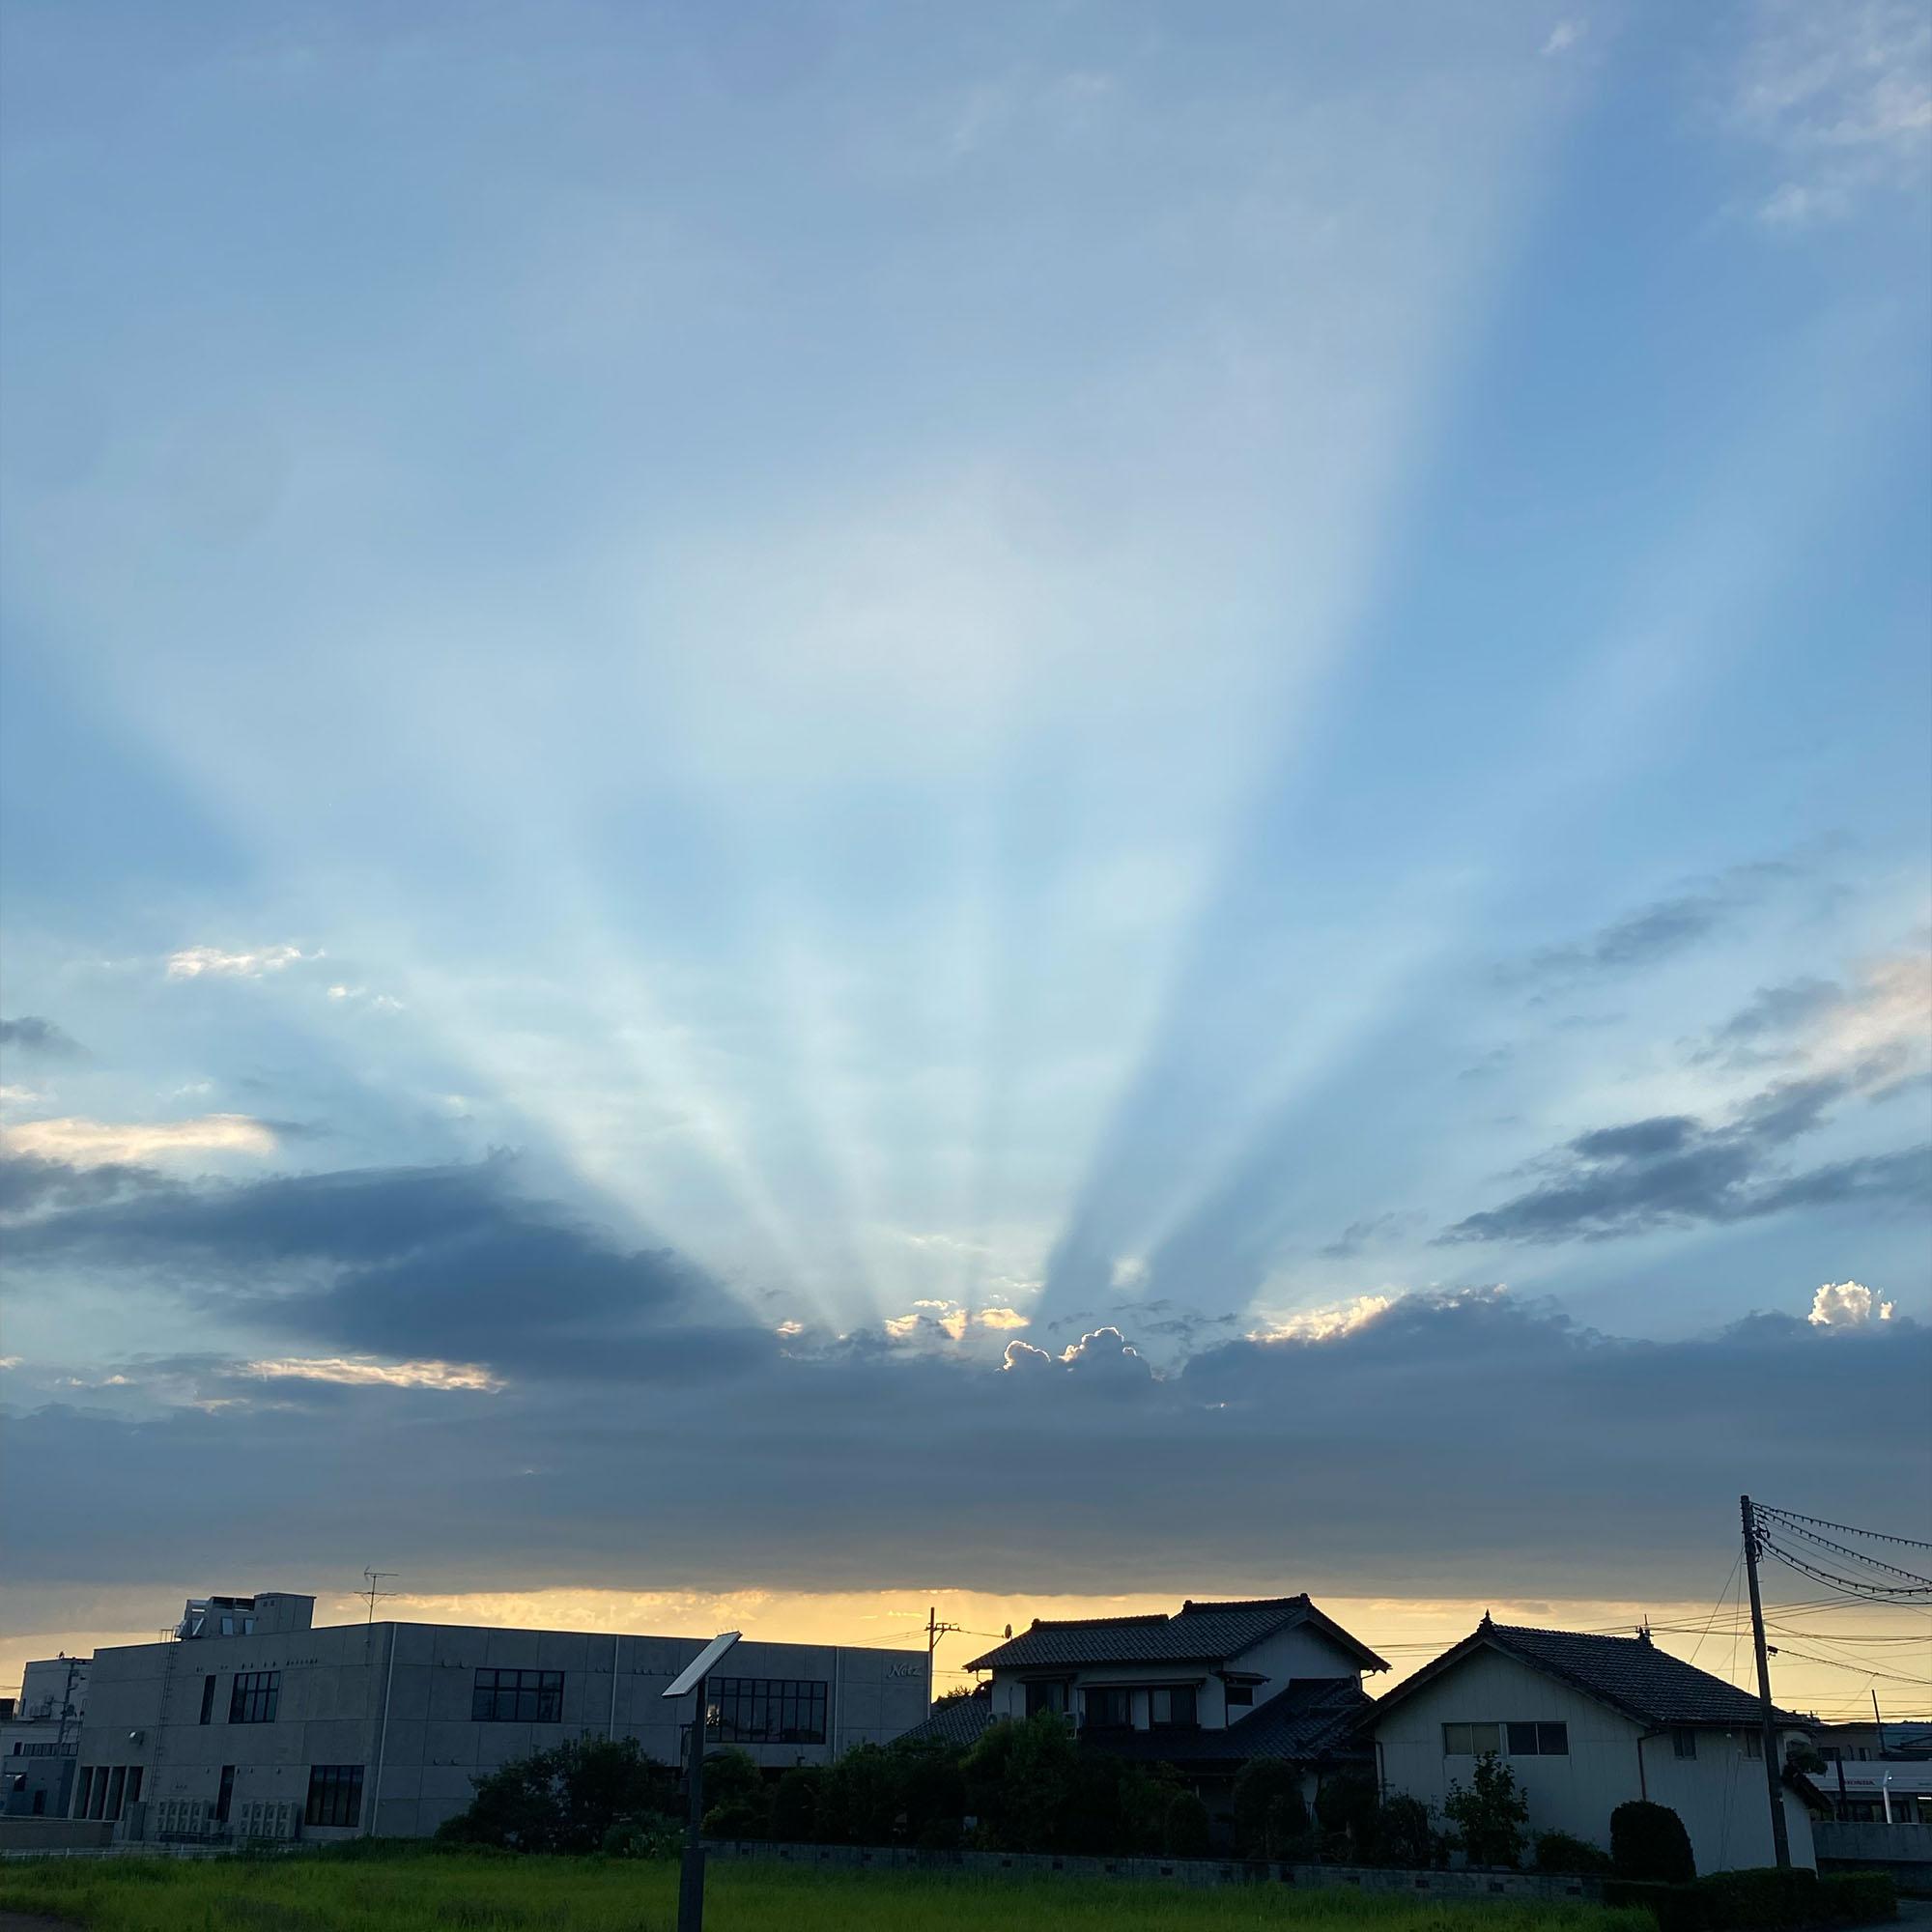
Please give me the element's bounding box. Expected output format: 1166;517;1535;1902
978;1306;1031;1331
1508;859;1804;990
1696;955;1931;1080
1247;1293;1394;1343
1542;19;1586;57
1731;0;1932;226
2;1151;754;1381
1319;1210;1425;1259
0;1016;86;1061
1807;1279;1896;1327
242;1356;504;1392
165;944;317;980
6;1288;1923;1603
2;1115;280;1165
1439;1071;1929;1245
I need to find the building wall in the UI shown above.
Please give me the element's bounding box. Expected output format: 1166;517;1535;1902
1373;1649;1816;1875
74;1620;927;1842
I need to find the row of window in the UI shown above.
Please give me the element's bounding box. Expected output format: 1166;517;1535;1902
74;1765;144;1821
710;1678;829;1746
471;1668;565;1723
1023;1683;1200;1729
9;1740;74;1757
195;1670;281;1725
306;1764;364;1828
1442;1722;1569;1757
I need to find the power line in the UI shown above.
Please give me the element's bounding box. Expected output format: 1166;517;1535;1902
1755;1506;1932;1552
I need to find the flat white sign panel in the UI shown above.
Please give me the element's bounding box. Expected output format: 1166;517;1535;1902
662;1632;741;1699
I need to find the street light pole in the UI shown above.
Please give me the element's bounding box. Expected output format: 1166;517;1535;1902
661;1633;740;1932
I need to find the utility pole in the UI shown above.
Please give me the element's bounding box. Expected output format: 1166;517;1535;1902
1871;1688;1886;1759
925;1605;961;1712
1741;1494;1792;1869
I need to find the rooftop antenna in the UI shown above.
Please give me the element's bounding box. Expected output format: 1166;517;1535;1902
361;1568;399;1625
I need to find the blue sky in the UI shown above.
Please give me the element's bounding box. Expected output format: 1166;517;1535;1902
2;1;1928;1662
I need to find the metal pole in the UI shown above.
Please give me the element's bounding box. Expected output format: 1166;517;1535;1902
1741;1494;1792;1868
677;1677;707;1932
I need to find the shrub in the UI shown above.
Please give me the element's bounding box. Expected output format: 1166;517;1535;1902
1360;1793;1439;1869
1695;1866;1821;1930
1534;1829;1612;1875
1164;1789;1211;1858
1604;1878;1711;1932
1316;1772;1379;1852
1611;1799;1696;1884
601;1813;680;1860
1232;1760;1308;1859
1443;1750;1529;1868
1819;1869;1897;1924
768;1769;820;1842
436;1736;678;1855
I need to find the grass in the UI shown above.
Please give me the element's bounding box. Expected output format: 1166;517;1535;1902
0;1846;1653;1932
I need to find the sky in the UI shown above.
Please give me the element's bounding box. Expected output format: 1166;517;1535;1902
2;1;1929;1715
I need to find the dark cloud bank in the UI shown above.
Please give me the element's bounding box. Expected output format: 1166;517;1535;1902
0;1014;86;1060
6;1151;1927;1602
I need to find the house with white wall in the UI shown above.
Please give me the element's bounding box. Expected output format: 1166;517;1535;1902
956;1595;1388;1831
1372;1617;1818;1875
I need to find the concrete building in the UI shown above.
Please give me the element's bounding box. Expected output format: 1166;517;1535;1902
1372;1618;1819;1875
69;1589;928;1843
948;1595;1388;1837
2;1655;88;1819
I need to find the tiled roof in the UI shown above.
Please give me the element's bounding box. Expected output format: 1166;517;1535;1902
1375;1621;1809;1731
894;1692;996;1750
965;1596;1387;1673
1094;1676;1373;1769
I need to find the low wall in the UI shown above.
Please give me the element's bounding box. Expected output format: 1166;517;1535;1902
0;1818;114;1853
704;1837;1602;1902
1816;1819;1932;1890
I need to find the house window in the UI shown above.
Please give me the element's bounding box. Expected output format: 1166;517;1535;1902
1225;1684;1254;1708
1084;1688;1132;1729
1672;1729;1697;1760
215;1766;236;1824
709;1678;827;1745
1024;1681;1066;1719
199;1676;217;1725
228;1672;279;1724
470;1669;564;1723
1744;1733;1763;1759
304;1765;364;1829
1506;1722;1568;1756
1442;1722;1502;1756
1149;1687;1197;1728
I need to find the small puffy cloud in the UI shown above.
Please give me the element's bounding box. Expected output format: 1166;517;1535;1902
978;1306;1031;1331
167;944;317;980
3;1115;279;1165
1110;1256;1148;1290
1247;1294;1394;1343
327;984;405;1011
242;1356;504;1392
1806;1280;1895;1328
1542;19;1585;56
1001;1324;1151;1379
0;1016;86;1060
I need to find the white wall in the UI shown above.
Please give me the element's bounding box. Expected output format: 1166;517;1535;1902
1374;1648;1815;1875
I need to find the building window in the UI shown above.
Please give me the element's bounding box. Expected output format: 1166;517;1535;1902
709;1678;828;1745
1671;1729;1697;1760
215;1766;236;1824
304;1764;364;1829
1744;1732;1763;1759
1442;1722;1502;1756
1084;1688;1132;1729
1023;1681;1066;1719
1149;1687;1197;1728
228;1671;279;1724
1225;1684;1254;1708
470;1668;564;1723
1506;1722;1569;1756
199;1675;217;1725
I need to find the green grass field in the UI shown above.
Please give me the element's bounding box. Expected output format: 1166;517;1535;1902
0;1847;1649;1932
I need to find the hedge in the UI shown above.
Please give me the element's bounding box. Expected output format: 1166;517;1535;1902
1605;1865;1895;1930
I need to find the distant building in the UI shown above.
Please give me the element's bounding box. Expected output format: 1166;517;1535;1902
1;1655;87;1819
945;1595;1388;1833
1372;1618;1819;1874
67;1589;927;1842
1815;1719;1932;1764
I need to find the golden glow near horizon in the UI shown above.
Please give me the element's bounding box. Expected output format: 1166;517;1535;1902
6;1584;1924;1725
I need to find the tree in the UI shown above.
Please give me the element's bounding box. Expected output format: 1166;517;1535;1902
1442;1750;1529;1868
1232;1760;1309;1859
1609;1799;1694;1883
769;1768;820;1842
1164;1790;1211;1858
961;1712;1081;1851
699;1747;770;1839
436;1736;678;1854
1361;1794;1439;1869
